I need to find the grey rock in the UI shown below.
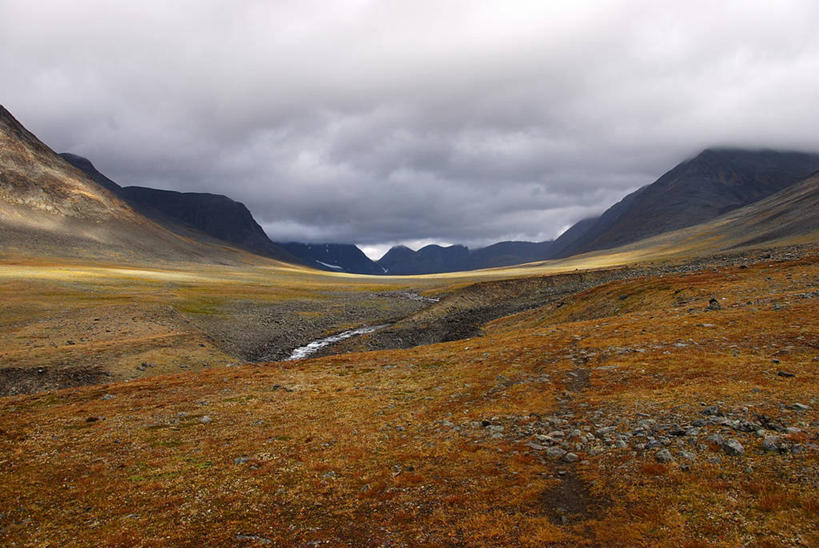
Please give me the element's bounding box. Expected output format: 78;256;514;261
236;534;272;545
655;449;674;463
761;435;780;452
563;452;579;463
701;405;722;416
200;415;212;424
545;447;567;459
233;456;250;465
678;450;696;461
706;433;725;446
790;403;811;411
722;439;745;456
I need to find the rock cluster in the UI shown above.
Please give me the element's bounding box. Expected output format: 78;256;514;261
436;400;816;466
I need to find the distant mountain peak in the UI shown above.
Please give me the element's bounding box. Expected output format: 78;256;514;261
550;147;819;258
277;241;383;274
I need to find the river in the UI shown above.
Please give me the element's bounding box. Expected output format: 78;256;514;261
286;324;388;360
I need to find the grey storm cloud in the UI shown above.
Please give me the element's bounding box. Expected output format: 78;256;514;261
2;0;819;258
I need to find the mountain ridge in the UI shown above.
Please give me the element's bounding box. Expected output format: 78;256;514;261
376;147;819;274
550;147;819;258
278;242;385;275
59;153;299;264
60;153;382;272
6;105;819;275
0;105;288;265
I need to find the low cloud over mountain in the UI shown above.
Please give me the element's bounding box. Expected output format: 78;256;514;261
2;1;819;249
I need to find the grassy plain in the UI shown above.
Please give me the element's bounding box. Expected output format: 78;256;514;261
0;231;735;393
0;258;449;393
0;248;816;545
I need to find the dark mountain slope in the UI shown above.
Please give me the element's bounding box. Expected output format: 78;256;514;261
583;171;819;259
552;148;819;258
60;153;122;193
547;217;597;258
376;148;819;275
278;242;384;275
378;244;470;275
717;171;819;248
466;240;555;270
61;153;298;264
118;186;295;262
62;153;381;273
376;241;558;275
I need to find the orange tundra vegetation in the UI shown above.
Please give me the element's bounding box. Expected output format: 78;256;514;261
0;251;817;546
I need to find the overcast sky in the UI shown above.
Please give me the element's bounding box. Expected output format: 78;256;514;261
2;1;818;259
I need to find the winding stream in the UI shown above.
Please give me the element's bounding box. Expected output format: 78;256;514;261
286;325;388;360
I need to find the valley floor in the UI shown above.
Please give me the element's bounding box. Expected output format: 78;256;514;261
0;260;440;396
0;248;817;545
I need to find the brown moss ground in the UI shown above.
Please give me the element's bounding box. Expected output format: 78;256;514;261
0;261;444;393
0;254;817;546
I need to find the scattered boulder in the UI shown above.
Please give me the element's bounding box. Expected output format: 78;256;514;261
706;298;721;311
706;433;725;446
722;439;744;456
546;447;567;459
655;448;674;463
701;405;722;416
761;436;780;453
